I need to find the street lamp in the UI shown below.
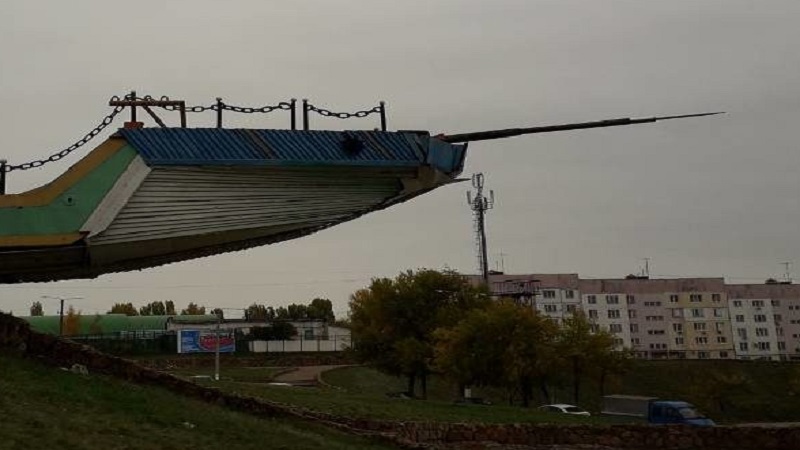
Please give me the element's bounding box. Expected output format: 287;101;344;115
213;307;246;381
41;295;83;336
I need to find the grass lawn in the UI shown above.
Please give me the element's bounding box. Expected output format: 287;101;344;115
0;352;394;450
200;376;627;425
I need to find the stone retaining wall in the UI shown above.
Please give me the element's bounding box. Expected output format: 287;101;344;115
2;312;798;450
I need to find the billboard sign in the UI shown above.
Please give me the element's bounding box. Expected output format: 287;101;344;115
178;330;235;353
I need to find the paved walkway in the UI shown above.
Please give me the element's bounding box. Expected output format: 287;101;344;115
271;365;350;386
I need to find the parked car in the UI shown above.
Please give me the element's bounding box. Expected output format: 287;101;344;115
537;404;591;416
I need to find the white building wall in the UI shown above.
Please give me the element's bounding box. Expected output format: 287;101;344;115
730;298;779;360
581;293;631;350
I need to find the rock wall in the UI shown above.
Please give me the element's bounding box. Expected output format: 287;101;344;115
136;352;355;370
2;312;799;450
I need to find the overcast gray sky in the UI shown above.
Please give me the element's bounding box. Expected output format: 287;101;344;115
1;0;799;317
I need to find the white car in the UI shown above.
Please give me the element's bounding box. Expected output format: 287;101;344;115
538;404;591;416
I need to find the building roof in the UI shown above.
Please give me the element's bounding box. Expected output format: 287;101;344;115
119;128;466;174
19;314;218;335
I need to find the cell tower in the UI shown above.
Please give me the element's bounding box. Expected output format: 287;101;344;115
466;173;494;284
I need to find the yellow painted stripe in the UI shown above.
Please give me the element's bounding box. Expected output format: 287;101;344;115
0;138;127;208
0;232;85;247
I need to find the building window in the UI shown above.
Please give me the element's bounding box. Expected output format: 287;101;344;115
693;322;706;331
756;342;771;351
712;293;721;302
544;304;558;313
647;329;665;335
691;309;704;318
714;308;725;318
675;337;684;345
565;290;575;299
669;294;679;303
735;315;745;323
630;324;639;333
754;315;767;323
608;309;621;319
690;294;703;302
737;328;747;339
717;336;727;344
777;327;784;337
755;328;769;337
695;337;708;345
609;324;623;333
715;322;726;333
774;314;782;323
733;300;742;307
672;309;683;318
771;299;780;307
778;341;786;351
698;351;709;359
543;290;556;299
566;304;577;313
587;295;596;304
739;342;748;351
673;323;683;333
720;351;729;358
752;300;765;307
606;295;619;305
626;295;636;304
632;338;640;345
590;324;600;333
613;338;624;347
588;310;598;319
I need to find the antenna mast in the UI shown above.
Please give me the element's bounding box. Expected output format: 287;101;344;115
782;262;793;284
466;173;494;285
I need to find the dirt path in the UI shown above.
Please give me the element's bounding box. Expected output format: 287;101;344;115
272;365;350;386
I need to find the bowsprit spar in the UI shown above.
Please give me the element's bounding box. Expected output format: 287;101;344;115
0;93;723;284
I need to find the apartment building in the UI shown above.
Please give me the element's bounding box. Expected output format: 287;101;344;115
471;273;800;360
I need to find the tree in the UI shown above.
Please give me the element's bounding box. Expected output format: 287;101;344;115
246;303;276;321
29;301;44;316
139;301;167;316
62;306;82;336
165;300;176;315
307;298;335;322
435;299;560;406
108;302;139;316
180;303;206;315
558;310;617;405
349;269;489;398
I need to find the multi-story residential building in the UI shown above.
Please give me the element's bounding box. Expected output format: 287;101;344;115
470;273;800;360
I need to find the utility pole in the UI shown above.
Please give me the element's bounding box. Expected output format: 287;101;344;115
41;295;82;336
466;173;494;285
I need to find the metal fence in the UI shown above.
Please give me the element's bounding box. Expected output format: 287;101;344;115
67;331;351;356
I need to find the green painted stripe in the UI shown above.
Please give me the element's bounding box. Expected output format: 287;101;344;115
0;145;138;236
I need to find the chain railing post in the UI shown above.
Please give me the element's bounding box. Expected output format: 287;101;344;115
379;101;387;131
129;90;137;123
290;98;297;130
302;99;310;130
216;98;223;128
0;160;6;195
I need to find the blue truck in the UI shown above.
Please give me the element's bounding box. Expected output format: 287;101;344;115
602;395;715;426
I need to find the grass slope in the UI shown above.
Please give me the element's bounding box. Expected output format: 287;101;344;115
325;362;800;423
0;353;393;450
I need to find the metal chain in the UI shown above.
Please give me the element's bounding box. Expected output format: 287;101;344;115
144;95;292;114
4;98;125;172
307;103;381;119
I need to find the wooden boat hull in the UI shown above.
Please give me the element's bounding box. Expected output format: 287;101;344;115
0;128;466;283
